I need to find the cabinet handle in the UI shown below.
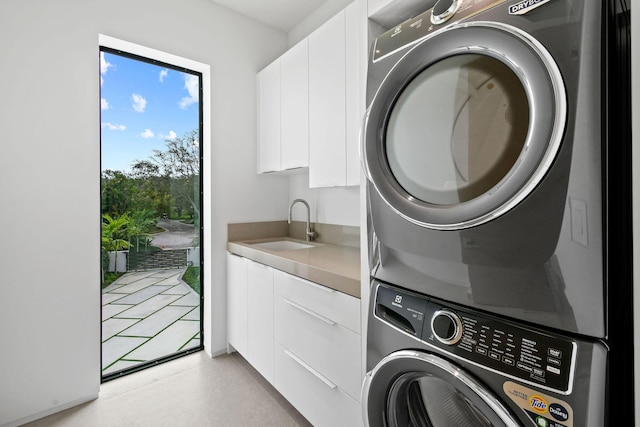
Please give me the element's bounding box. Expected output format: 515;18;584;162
303;279;336;293
284;299;336;326
284;350;337;389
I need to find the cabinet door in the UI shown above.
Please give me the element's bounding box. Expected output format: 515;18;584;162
247;260;274;383
345;1;362;186
281;38;309;170
257;60;281;173
309;10;347;188
227;253;248;356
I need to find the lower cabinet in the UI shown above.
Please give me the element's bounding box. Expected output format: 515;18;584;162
226;253;274;383
274;343;362;427
226;253;363;427
246;260;274;384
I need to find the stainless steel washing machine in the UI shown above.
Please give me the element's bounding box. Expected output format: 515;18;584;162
362;0;632;425
362;282;607;427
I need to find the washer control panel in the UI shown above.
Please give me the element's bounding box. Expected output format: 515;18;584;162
374;282;576;393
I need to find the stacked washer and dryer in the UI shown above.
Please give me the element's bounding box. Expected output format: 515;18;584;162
361;0;632;426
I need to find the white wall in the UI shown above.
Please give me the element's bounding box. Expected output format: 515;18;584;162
0;0;288;426
289;0;355;46
288;175;360;226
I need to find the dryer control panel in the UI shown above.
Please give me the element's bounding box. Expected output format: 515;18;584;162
373;0;507;61
375;282;576;394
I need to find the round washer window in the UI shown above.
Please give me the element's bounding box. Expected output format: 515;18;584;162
386;54;530;205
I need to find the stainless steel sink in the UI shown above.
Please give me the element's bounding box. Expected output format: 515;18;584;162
249;240;314;251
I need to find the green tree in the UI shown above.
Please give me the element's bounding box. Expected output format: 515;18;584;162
101;170;132;216
135;130;200;222
128;209;156;251
101;213;131;281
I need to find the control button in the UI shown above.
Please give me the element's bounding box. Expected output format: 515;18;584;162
502;356;515;366
431;0;460;25
547;365;561;375
548;348;563;358
431;309;463;345
547;357;561;366
476;346;487;356
533;368;545;377
489;351;501;361
517;362;533;373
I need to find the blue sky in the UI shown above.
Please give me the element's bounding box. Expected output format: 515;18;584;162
100;51;200;173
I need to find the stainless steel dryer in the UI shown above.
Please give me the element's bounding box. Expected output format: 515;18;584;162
362;0;632;425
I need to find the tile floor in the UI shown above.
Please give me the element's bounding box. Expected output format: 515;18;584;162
23;351;312;427
102;268;201;375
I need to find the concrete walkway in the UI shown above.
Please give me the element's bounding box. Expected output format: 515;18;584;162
101;268;201;376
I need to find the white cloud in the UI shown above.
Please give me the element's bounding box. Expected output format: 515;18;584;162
101;122;126;131
100;52;113;86
179;74;199;109
101;98;110;110
140;129;154;139
159;130;178;140
132;93;147;113
159;69;168;82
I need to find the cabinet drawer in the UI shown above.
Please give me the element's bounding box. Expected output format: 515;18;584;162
274;294;361;399
274;343;363;427
273;270;360;333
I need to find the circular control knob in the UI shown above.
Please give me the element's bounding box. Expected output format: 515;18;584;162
431;0;460;25
431;309;463;345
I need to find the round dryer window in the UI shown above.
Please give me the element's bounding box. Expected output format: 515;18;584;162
363;22;566;230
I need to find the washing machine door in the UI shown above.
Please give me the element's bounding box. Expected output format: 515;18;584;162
362;350;521;427
363;22;566;230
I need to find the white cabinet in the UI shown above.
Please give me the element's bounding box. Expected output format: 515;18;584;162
280;39;309;170
274;343;362;427
227;253;275;383
257;60;281;173
227;253;248;355
246;260;274;383
256;2;362;184
309;10;346;188
309;3;361;188
273;270;363;427
257;40;309;173
227;256;363;427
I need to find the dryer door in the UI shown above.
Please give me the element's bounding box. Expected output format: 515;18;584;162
362;350;521;427
363;22;566;230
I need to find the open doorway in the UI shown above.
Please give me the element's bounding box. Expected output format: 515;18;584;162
99;43;204;380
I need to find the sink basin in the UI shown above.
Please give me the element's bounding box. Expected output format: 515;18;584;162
250;240;314;251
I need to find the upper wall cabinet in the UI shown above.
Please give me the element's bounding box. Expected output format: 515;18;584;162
257;60;281;173
256;2;363;185
257;40;309;174
309;3;361;188
281;39;309;171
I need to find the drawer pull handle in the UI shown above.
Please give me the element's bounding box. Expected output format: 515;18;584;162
284;350;337;389
284;299;336;326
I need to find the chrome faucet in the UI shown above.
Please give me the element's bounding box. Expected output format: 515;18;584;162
288;199;317;241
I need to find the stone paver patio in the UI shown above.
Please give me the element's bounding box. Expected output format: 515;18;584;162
102;268;201;376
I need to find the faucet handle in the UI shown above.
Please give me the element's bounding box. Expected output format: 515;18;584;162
305;227;318;242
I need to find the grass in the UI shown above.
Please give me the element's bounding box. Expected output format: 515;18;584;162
103;272;125;288
182;266;201;294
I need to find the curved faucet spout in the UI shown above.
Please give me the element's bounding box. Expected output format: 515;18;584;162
288;199;317;241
